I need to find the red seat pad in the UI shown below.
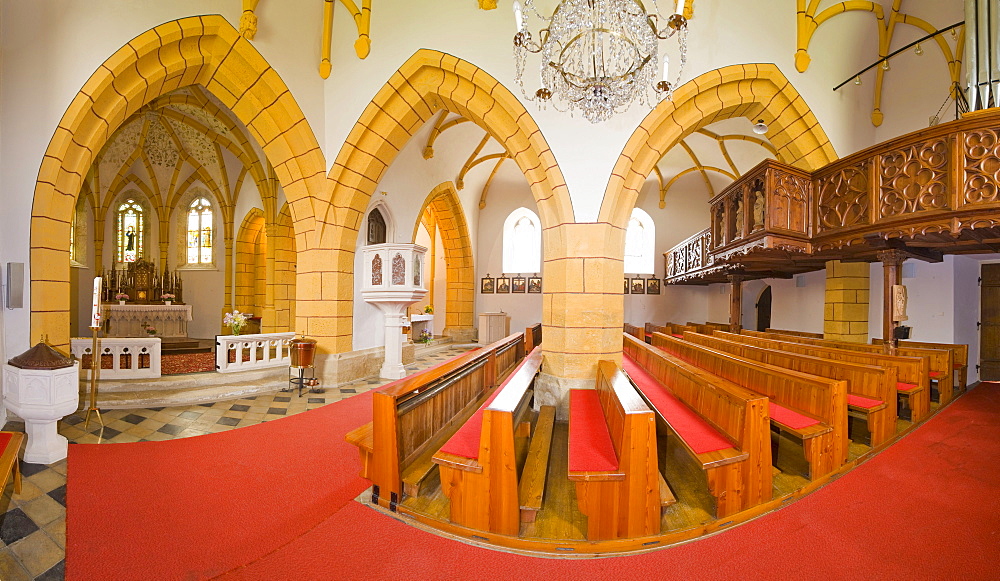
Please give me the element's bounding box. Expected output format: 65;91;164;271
768;402;820;430
847;394;883;409
929;371;944;379
0;432;11;452
437;353;538;460
954;363;963;370
568;390;619;473
622;357;734;454
896;381;918;392
672;334;684;339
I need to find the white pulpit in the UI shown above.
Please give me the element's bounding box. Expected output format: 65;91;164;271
361;243;428;379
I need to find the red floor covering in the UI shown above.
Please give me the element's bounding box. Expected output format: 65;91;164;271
67;383;1000;580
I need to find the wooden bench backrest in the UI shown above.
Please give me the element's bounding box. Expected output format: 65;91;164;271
623;323;644;341
766;328;823;338
685;332;896;410
706;321;731;332
524;323;542;352
624;334;771;463
719;330;928;387
747;331;952;383
872;338;968;367
371;333;526;498
651;332;849;467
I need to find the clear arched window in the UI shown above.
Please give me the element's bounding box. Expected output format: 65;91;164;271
502;207;541;273
187;197;214;264
367;207;387;245
117;198;144;263
624;208;654;274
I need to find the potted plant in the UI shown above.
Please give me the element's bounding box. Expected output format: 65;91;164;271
424;305;434;314
115;292;129;305
161;292;175;306
143;322;157;336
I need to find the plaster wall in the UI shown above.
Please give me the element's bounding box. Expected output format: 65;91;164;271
867;258;957;343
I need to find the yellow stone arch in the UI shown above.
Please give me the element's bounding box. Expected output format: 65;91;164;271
310;49;584;377
412;182;475;339
29;15;324;349
235;208;267;318
600;63;838;229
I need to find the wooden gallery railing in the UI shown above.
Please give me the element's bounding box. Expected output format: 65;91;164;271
346;333;526;509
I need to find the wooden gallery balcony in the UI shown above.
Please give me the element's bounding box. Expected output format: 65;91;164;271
665;109;1000;285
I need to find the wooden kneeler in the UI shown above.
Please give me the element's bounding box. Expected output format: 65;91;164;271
0;432;24;495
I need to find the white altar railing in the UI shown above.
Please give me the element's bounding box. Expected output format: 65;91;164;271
215;333;296;373
70;337;162;380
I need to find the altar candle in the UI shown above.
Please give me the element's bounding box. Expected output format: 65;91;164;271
91;277;102;328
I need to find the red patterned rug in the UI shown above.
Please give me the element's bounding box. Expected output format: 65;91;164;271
160;353;216;375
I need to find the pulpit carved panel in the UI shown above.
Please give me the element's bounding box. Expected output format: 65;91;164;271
771;170;809;233
816;162;870;232
963;129;1000;206
372;254;382;286
878;139;949;218
392;253;405;285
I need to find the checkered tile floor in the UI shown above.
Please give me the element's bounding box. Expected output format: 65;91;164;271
0;345;473;580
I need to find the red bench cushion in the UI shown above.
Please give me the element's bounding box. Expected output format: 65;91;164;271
437;353;537;460
847;394;883;409
929;371;944;379
896;381;918;392
0;433;11;452
568;390;619;473
672;334;684;339
954;363;963;370
768;402;820;430
622;357;734;454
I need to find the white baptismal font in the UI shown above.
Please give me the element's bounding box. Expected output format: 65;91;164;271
361;243;427;379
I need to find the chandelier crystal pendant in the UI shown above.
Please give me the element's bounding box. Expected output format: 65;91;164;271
513;0;689;124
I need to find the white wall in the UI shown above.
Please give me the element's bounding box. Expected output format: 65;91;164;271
953;255;982;384
868;258;956;343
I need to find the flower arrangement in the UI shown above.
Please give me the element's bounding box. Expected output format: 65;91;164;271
223;310;249;335
423;305;434;314
161;293;175;301
142;322;156;336
416;329;433;344
115;293;129;301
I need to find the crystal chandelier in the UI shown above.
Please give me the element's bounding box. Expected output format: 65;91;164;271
512;0;689;124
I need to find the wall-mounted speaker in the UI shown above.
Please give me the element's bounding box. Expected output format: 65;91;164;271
6;263;24;309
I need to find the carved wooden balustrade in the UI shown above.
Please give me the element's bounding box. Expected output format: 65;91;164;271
664;228;723;283
665;108;1000;285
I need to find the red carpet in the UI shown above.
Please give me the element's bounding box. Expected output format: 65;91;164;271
67;383;1000;580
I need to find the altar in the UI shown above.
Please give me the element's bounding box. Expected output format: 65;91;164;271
102;304;193;337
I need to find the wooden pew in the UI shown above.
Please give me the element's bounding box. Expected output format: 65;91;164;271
345;333;526;509
718;331;930;422
706;321;731;332
684;332;896;447
746;331;954;404
872;338;968;394
766;328;823;338
524;323;542;352
433;348;551;535
568;361;660;540
623;334;772;517
650;332;848;479
624;323;644;342
688;322;728;335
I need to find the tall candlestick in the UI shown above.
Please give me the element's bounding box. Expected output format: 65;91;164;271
91;277;102;328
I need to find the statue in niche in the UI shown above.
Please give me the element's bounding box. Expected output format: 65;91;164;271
752;185;766;231
733;197;743;239
714;205;725;246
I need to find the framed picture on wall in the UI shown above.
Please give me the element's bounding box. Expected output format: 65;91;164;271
496;277;511;293
481;276;495;294
512;276;526;293
646;277;660;295
631;277;645;294
527;276;542;293
624;277;630;294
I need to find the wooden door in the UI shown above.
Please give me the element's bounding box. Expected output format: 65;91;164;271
980;264;1000;380
756;285;772;332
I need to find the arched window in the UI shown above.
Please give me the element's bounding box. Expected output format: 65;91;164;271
502;207;541;273
624;208;654;274
117;198;144;263
187;197;214;264
367;207;387;245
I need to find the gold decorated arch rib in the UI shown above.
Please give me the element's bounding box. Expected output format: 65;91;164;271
600;63;837;230
29;15;324;350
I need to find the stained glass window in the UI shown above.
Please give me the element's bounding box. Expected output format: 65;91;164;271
187;197;213;264
117;199;144;263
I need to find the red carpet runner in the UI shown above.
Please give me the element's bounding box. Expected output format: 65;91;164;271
67;383;1000;580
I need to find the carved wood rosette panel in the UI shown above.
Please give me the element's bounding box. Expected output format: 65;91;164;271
816;161;870;234
877;139;949;219
962;129;1000;207
771;169;810;234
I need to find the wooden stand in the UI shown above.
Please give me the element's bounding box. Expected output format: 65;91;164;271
84;325;104;429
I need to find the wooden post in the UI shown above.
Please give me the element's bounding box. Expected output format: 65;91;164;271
877;250;905;352
728;274;744;333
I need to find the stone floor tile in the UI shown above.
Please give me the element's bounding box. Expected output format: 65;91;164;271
35;559;64;581
17;495;63;529
42;518;65;550
0;509;39;546
0;548;32;581
25;470;63;495
9;529;62;577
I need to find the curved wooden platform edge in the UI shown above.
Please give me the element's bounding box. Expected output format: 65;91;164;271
355;388;967;557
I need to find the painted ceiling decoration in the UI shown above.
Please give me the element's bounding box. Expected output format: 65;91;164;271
796;0;965;126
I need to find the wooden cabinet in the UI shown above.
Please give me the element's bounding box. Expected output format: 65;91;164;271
478;312;509;344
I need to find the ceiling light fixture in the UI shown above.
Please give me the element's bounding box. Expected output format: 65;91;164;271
512;0;690;124
752;119;768;135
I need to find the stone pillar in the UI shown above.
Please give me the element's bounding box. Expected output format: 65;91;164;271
728;275;744;333
877;250;906;349
824;260;870;342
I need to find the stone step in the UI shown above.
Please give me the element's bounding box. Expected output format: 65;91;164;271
83;366;288;393
81;367;294;408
